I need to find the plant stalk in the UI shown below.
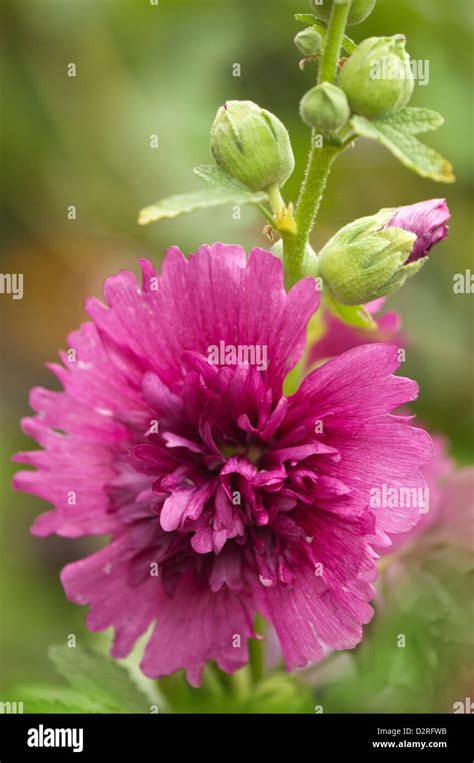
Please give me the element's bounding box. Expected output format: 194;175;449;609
283;0;352;286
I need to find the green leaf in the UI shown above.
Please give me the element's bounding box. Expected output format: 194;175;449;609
351;111;455;183
138;165;267;225
12;685;114;714
48;644;151;713
312;23;357;56
342;34;357;56
294;14;357;54
324;293;377;330
380;107;445;135
192;164;253;190
193;165;272;215
319;557;474;713
242;673;314;714
158;665;313;714
294;13;319;24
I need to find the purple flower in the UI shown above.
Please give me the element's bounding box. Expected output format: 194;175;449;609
385;198;450;264
13;244;432;685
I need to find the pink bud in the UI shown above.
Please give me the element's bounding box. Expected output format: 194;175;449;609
386;199;450;264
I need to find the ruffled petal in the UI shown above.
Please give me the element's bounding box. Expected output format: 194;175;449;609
87;246;318;392
61;537;158;657
141;571;255;687
252;508;377;669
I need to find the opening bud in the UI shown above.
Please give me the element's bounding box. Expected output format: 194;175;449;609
318;215;422;305
210;101;295;192
338;35;414;119
308;0;376;26
300;83;350;132
382;199;450;263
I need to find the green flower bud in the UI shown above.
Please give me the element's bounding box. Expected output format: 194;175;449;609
318;214;421;305
338;35;414;119
210;101;295;192
300;83;350;132
294;28;323;57
308;0;376;26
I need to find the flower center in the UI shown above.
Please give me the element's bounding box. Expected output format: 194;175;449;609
220;442;266;466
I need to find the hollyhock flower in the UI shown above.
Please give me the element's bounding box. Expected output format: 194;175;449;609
13;244;433;686
308;298;404;368
385;198;450;264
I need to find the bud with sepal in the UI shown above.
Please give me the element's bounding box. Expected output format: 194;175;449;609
318;214;421;305
317;200;450;305
338;35;414;119
210;101;295;193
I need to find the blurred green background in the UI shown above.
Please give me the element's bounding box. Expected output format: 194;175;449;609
1;0;473;712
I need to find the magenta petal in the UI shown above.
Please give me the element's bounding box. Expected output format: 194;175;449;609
86;244;318;392
287;344;420;424
60;538;157;658
140;572;255;686
191;525;214;554
255;559;374;671
386;198;450;263
160;483;214;531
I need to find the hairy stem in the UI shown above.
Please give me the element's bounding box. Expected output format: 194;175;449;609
317;0;352;86
283;0;352;287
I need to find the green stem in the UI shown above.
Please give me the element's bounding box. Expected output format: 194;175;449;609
248;613;265;684
266;184;285;217
317;0;353;85
283;0;352;287
257;203;277;226
209;662;234;694
282;146;337;287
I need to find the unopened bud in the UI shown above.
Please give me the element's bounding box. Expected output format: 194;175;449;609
338;35;414;119
308;0;376;26
210;101;295;192
300;83;350;132
294;28;323;57
318;214;421;305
